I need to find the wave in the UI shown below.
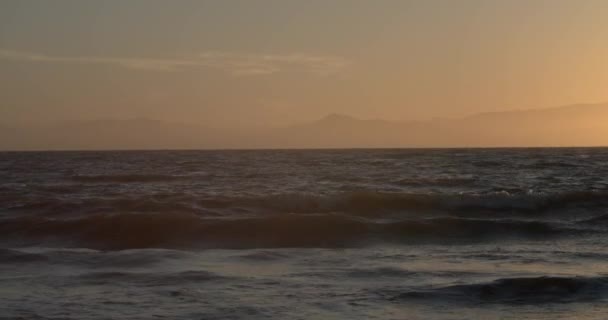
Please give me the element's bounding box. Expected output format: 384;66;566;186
522;160;581;169
235;251;290;261
343;267;417;279
0;248;192;268
0;248;48;263
76;270;225;285
5;194;217;217
0;213;577;250
68;174;190;183
293;267;420;280
577;214;608;227
394;276;608;304
221;190;608;215
5;190;608;221
394;177;477;187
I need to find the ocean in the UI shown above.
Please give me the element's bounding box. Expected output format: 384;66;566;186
1;148;607;319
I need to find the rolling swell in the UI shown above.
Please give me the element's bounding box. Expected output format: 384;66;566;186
5;190;608;217
239;190;608;214
394;276;608;304
0;213;576;250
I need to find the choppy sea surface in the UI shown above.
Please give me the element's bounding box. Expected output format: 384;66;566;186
1;148;608;319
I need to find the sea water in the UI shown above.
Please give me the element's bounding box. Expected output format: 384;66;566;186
1;148;607;319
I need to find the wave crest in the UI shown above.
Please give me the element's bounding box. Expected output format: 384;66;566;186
225;190;608;214
0;213;574;250
7;190;608;218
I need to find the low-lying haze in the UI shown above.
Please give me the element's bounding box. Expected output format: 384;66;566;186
2;103;608;150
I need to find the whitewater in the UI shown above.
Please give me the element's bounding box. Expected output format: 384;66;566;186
1;148;607;319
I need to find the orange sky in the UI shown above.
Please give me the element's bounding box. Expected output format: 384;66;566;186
1;0;608;127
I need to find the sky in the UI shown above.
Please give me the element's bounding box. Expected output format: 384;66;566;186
1;0;608;128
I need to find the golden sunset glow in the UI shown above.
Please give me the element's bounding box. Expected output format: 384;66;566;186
1;0;608;149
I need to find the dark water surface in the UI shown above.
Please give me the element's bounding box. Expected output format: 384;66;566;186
1;148;608;319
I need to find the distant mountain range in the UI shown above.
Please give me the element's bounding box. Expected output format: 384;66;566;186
2;103;608;150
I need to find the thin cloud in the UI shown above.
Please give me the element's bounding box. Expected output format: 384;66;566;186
0;49;351;76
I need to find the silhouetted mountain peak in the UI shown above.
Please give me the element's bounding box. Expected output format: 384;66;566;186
3;102;608;150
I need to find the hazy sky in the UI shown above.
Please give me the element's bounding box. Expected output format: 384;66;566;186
1;0;608;127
